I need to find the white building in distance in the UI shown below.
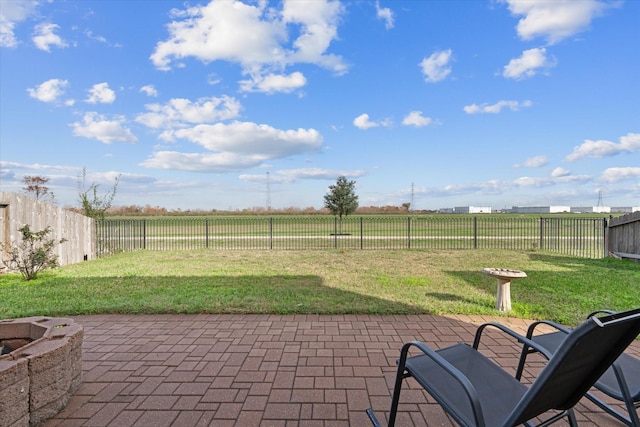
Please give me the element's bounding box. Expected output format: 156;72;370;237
511;206;571;214
441;206;493;214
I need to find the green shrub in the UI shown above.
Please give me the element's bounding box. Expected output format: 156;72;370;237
1;225;66;280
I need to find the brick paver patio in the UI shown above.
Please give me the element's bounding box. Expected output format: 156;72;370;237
43;314;639;426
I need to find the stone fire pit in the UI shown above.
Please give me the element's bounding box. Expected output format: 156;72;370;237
0;317;83;426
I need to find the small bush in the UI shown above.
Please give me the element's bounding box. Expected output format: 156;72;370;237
1;225;67;280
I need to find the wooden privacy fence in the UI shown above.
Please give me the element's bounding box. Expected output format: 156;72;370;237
607;211;640;261
96;215;608;258
0;192;95;268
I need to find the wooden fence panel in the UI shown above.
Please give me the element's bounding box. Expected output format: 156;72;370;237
607;211;640;259
0;192;95;267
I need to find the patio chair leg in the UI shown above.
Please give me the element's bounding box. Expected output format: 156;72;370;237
628;404;639;427
366;408;383;427
568;408;578;427
585;393;637;426
516;344;533;380
387;346;412;427
615;363;640;427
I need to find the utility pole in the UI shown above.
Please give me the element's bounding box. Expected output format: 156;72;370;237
266;171;271;211
411;182;415;212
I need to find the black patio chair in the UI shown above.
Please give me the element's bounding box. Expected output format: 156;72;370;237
366;307;640;427
516;310;640;426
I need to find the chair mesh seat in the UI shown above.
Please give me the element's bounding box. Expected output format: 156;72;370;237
407;343;527;426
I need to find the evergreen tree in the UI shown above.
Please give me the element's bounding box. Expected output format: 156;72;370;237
323;176;359;234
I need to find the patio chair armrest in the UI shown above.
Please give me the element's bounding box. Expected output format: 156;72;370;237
400;341;486;426
525;320;572;339
473;322;554;360
587;309;615;318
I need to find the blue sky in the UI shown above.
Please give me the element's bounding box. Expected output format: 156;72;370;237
1;0;638;211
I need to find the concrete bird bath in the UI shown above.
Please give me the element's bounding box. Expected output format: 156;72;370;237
483;268;527;312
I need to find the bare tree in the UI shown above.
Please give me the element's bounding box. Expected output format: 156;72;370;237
22;175;55;202
77;168;120;220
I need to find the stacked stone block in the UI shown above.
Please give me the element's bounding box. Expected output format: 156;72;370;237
0;317;83;427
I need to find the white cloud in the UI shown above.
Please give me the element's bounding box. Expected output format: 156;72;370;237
402;111;433;127
464;99;533;114
500;0;608;45
143;121;323;172
140;85;158;97
152;0;286;69
441;180;504;196
0;0;38;48
281;0;347;72
136;96;241;129
207;73;222;85
566;133;640;161
141;151;266;172
353;113;377;129
85;83;116;104
513;155;548;168
514;172;591;188
169;121;322;157
27;78;69;103
84;29;107;44
551;167;570;177
141;120;324;173
503;47;554;80
353;113;390;130
32;22;67;51
432;167;592;200
239;71;307;94
71;112;137;144
600;167;640;183
150;0;346;93
375;1;394;29
419;49;452;83
240;168;365;183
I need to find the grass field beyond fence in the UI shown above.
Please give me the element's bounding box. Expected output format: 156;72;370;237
1;249;638;326
97;215;608;258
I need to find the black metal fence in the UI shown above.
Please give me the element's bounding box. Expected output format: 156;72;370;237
96;216;607;258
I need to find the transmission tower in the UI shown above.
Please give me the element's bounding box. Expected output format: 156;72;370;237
597;190;603;208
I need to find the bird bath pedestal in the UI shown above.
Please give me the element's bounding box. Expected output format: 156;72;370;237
483;268;527;312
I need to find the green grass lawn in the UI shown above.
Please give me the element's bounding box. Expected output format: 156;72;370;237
1;249;638;325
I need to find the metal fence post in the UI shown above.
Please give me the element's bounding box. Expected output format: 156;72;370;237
407;216;411;249
269;217;273;250
206;218;209;248
473;216;477;249
602;217;608;258
142;219;146;250
539;218;544;251
360;216;363;250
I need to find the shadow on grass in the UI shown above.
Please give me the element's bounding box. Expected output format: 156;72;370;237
527;252;640;272
445;255;640;325
0;274;427;318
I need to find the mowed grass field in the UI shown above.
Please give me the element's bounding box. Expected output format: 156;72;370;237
1;249;638;326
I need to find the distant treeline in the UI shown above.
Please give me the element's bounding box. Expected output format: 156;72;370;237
92;204;433;217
